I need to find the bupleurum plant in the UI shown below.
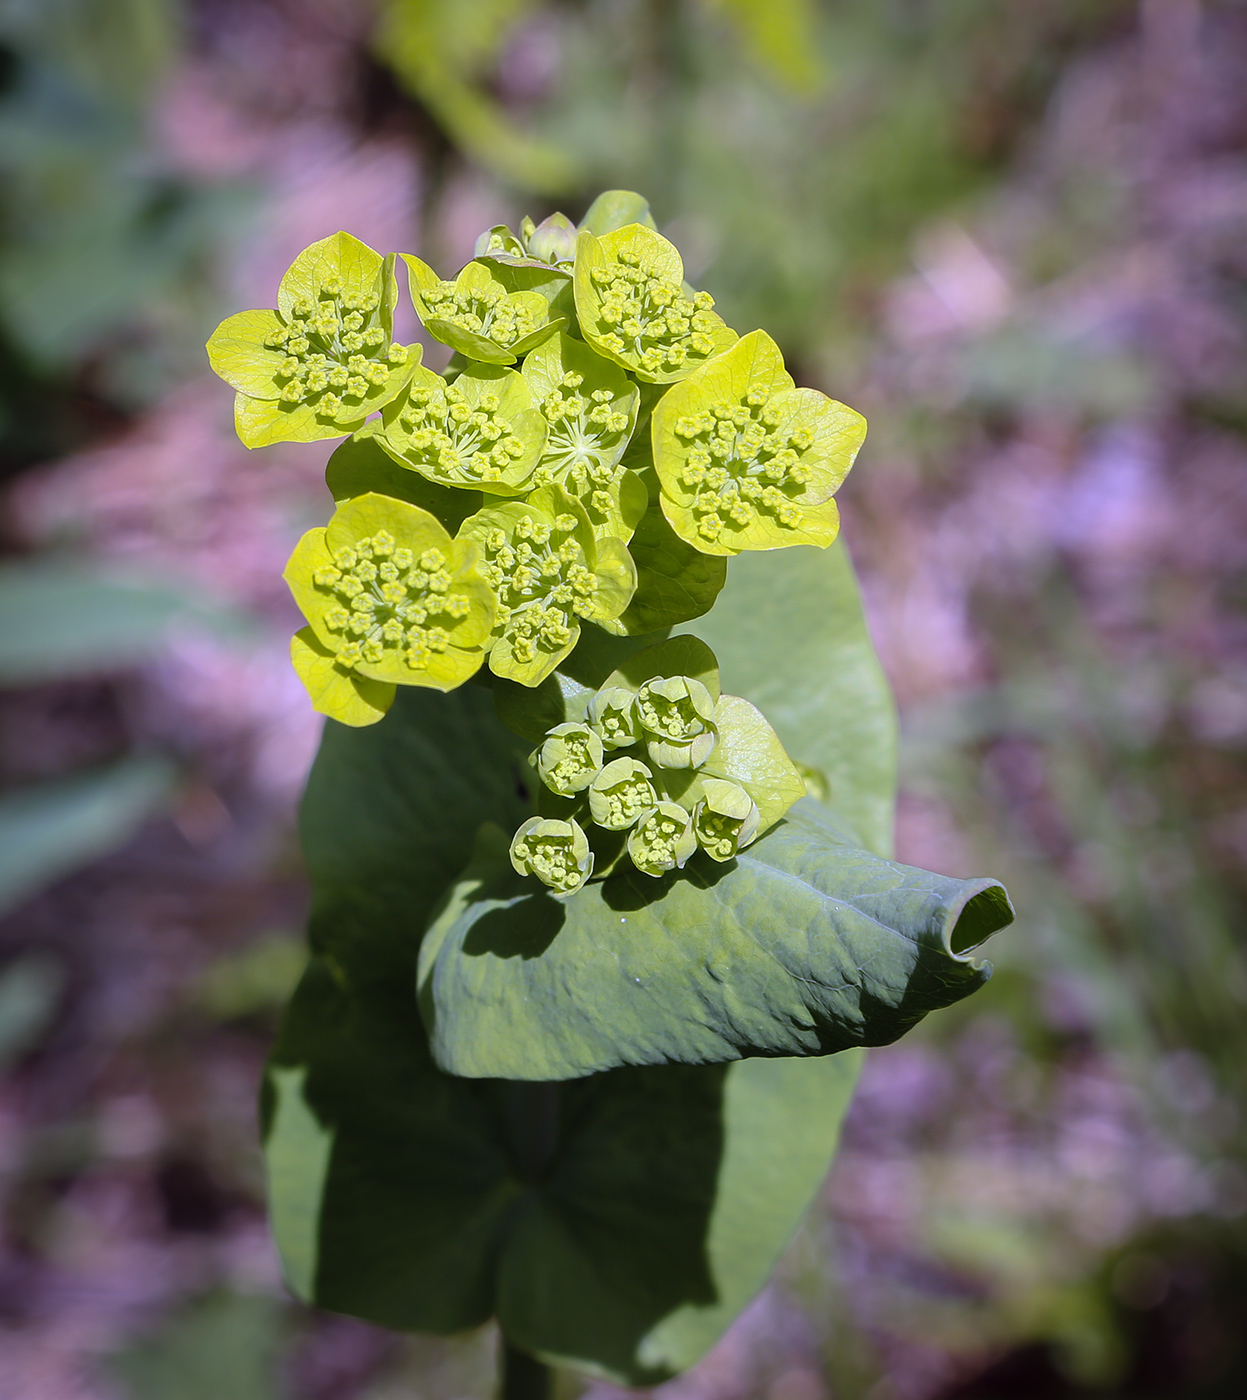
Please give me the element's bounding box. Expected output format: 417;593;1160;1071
217;191;1015;1394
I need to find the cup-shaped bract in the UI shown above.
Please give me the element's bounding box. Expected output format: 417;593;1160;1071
588;757;658;831
586;685;639;749
377;363;547;494
460;485;638;687
522;333;646;542
534;722;605;797
207;233;418;448
510;815;593;896
634;675;718;769
626;801;698;877
652;329;868;556
574;226;737;384
526;212;578;267
692;777;761;861
405;256;562;364
284;493;495;703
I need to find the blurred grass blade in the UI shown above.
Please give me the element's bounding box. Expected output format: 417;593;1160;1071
0;561;248;685
0;951;65;1070
0;757;177;914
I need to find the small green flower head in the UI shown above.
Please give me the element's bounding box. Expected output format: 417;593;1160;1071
284;492;495;696
510;815;593;896
461;485;637;687
405;256;561;364
378;363;546;494
207;233;418;448
574;225;738;383
586;685;639;749
692;778;761;861
589;757;658;831
626;801;697;877
522;333;646;542
652;329;868;556
534;722;605;797
634;675;718;769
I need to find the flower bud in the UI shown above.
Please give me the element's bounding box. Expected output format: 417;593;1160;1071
587;685;639;748
534;722;605;796
588;757;657;830
634;675;718;769
527;212;577;266
510;816;593;896
627;801;698;877
692;778;760;861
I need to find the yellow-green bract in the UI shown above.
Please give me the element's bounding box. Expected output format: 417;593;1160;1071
460;485;637;687
652;329;867;555
405;255;564;364
206;233;418;448
376;362;547;494
522;332;647;543
574;224;737;383
283;493;495;725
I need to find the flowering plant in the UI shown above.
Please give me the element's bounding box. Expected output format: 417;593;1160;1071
211;192;1013;1390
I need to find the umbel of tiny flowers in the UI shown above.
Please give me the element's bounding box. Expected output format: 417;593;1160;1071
634;675;718;769
460;485;637;687
404;255;564;364
522;332;646;543
505;639;807;892
283;492;495;726
574;223;737;383
651;329;868;555
510;816;594;897
376;362;548;494
207;233;418;448
534;723;604;797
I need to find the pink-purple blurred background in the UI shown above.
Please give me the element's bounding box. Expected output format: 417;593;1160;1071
1;2;1246;1396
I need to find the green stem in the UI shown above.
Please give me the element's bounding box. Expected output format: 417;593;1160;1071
498;1339;552;1400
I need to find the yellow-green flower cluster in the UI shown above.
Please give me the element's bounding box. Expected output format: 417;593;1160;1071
206;196;868;773
508;639;806;891
207;233;417;448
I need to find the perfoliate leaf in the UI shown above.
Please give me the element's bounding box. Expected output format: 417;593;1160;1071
652;329;867;555
702;694;805;831
460;485;637;687
405;255;563;364
522;333;645;543
284;493;495;695
265;685;861;1384
207;234;418;448
376;361;547;494
420;798;1013;1080
574;226;738;384
676;541;896;857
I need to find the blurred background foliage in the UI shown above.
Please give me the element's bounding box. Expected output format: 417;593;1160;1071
1;0;1246;1397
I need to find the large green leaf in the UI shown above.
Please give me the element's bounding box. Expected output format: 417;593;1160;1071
420;799;1010;1080
676;540;896;856
270;686;864;1382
